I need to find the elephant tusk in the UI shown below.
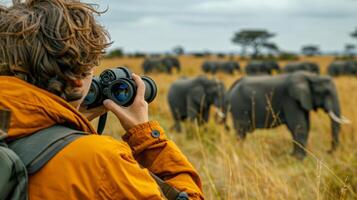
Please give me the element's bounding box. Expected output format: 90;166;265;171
215;108;226;119
328;111;351;124
341;115;352;124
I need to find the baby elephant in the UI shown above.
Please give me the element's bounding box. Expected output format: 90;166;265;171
168;76;226;132
226;72;350;159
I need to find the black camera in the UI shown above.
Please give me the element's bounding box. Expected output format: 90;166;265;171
83;67;157;108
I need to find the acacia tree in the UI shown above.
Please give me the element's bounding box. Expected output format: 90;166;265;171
173;45;184;55
348;28;357;58
345;43;355;57
301;45;320;56
232;29;275;58
351;27;357;39
263;42;280;55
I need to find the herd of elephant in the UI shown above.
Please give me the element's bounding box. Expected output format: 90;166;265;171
142;57;180;74
142;57;357;77
167;72;351;159
139;57;355;159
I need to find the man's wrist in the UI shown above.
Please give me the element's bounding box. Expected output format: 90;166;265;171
122;121;167;155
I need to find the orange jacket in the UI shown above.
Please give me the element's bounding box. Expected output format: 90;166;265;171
0;76;204;200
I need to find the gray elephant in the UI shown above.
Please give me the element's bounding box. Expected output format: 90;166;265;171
225;72;350;159
223;61;240;74
284;62;320;74
168;76;226;132
163;57;181;72
328;60;357;76
202;61;215;73
142;57;180;74
245;60;280;75
202;61;240;74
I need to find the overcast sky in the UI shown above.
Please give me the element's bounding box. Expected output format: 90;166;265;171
89;0;356;53
3;0;357;53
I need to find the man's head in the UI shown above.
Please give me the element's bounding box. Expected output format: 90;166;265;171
0;0;110;103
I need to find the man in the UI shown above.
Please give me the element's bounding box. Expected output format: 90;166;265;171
0;0;203;199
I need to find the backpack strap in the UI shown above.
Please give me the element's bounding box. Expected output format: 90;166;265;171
8;125;188;200
8;125;86;175
0;143;28;200
0;109;11;140
150;172;189;200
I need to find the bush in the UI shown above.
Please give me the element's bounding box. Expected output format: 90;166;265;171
334;55;355;61
105;48;124;58
191;52;206;58
217;53;226;58
127;52;146;58
278;52;299;61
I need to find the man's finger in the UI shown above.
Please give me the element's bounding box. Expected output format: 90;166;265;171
132;73;146;102
103;99;125;119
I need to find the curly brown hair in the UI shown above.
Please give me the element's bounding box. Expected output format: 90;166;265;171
0;0;111;101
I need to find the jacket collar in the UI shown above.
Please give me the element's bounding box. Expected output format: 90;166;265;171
0;76;96;138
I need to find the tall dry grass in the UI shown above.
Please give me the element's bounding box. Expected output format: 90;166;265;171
95;55;357;199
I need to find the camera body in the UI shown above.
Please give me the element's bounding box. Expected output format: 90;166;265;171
83;67;157;108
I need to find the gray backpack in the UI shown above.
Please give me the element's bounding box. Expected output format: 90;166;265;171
0;110;188;200
0;124;85;200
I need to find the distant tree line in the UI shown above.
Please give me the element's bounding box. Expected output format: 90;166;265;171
231;27;357;59
104;27;357;60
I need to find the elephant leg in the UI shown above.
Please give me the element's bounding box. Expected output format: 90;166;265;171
187;104;199;124
167;67;173;74
173;120;182;132
283;102;310;159
169;105;184;132
196;109;208;126
202;106;210;123
233;119;248;140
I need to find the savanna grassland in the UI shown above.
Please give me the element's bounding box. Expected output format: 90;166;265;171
95;55;357;200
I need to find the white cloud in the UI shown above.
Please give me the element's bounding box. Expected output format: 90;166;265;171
191;0;293;13
1;0;356;52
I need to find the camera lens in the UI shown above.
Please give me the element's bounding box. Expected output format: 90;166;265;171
109;79;135;106
141;76;157;103
83;77;101;107
113;83;130;101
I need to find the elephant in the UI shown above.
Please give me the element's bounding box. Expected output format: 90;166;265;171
202;61;240;74
163;57;181;72
225;71;350;159
245;60;280;75
167;76;226;132
284;62;320;74
328;60;357;76
142;57;180;74
222;61;240;74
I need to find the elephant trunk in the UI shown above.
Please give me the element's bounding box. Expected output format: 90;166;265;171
325;89;350;152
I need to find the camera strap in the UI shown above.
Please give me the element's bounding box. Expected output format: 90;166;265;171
97;113;108;134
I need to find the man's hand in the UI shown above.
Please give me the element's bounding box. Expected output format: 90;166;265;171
103;73;149;132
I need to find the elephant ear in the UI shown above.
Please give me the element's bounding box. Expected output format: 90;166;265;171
288;74;313;110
